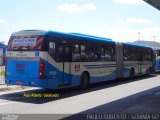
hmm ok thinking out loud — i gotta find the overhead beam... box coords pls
[143,0,160,11]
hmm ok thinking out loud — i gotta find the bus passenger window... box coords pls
[58,46,63,54]
[92,46,101,61]
[123,47,131,61]
[148,49,153,61]
[65,47,70,54]
[104,50,112,61]
[54,46,63,62]
[58,46,63,55]
[81,45,88,61]
[102,46,112,61]
[142,49,147,61]
[112,47,116,61]
[130,48,136,61]
[49,42,56,58]
[87,45,94,61]
[49,42,55,49]
[73,44,80,61]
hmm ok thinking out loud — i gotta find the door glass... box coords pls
[58,46,63,61]
[64,46,70,62]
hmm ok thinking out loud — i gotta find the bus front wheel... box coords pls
[80,72,89,89]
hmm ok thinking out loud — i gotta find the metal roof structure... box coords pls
[143,0,160,11]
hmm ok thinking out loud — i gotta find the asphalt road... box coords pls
[0,75,160,120]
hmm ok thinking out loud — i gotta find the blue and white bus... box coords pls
[0,43,7,66]
[154,49,160,72]
[5,30,154,89]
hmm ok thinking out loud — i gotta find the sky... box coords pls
[0,0,160,44]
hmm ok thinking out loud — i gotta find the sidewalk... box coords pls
[0,77,32,93]
[0,84,27,93]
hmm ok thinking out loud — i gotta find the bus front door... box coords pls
[58,41,71,86]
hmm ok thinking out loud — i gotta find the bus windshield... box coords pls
[7,36,45,51]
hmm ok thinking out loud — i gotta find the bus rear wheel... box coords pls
[80,72,89,89]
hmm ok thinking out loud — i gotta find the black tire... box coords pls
[80,72,89,89]
[130,69,134,80]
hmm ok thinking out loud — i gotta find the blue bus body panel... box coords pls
[123,68,130,78]
[6,58,39,78]
[155,57,159,71]
[0,43,7,65]
[89,71,117,84]
[5,58,57,89]
[154,48,160,72]
[5,58,81,89]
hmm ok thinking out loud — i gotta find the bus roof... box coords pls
[70,33,113,41]
[11,30,115,44]
[123,42,151,49]
[11,30,48,36]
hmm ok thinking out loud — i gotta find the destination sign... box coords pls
[12,38,37,47]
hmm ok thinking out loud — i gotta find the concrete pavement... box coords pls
[0,75,160,119]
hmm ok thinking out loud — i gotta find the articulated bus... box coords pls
[154,49,160,72]
[5,30,154,89]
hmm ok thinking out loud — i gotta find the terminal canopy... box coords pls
[144,0,160,11]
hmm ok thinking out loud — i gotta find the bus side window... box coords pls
[130,48,136,61]
[103,45,112,61]
[112,45,116,61]
[148,49,153,61]
[142,49,147,61]
[123,47,126,61]
[80,45,88,61]
[124,47,131,61]
[135,49,139,61]
[86,44,94,61]
[73,44,80,61]
[49,42,56,59]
